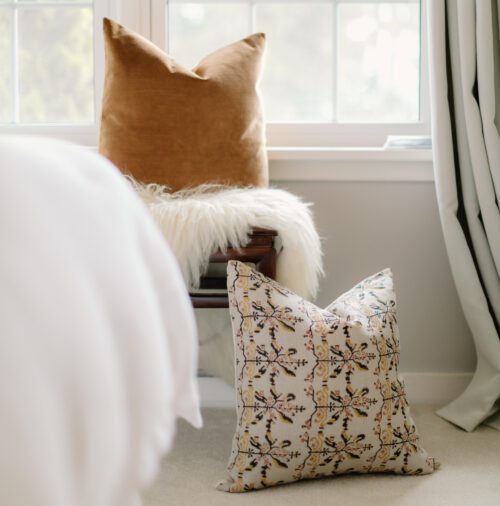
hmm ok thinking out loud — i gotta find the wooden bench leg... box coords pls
[256,247,276,280]
[190,228,277,308]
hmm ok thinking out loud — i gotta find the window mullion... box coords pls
[419,0,430,123]
[249,0,256,33]
[12,5,19,123]
[165,0,171,52]
[331,0,337,123]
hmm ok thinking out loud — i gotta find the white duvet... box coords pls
[0,137,201,506]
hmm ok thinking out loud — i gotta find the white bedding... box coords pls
[0,137,201,506]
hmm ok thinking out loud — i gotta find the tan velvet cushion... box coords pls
[99,18,268,192]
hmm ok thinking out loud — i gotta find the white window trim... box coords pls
[154,0,431,149]
[0,0,432,166]
[268,147,433,182]
[0,0,115,145]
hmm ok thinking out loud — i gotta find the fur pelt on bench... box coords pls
[131,181,324,384]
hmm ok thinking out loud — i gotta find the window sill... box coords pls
[14,140,434,183]
[268,147,434,183]
[268,147,432,162]
[84,144,433,183]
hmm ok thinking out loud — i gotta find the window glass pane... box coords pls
[0,8,12,122]
[18,6,94,123]
[167,2,248,69]
[255,2,333,122]
[337,2,420,122]
[167,1,334,123]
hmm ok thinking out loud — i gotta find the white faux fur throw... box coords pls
[131,182,324,385]
[132,182,323,300]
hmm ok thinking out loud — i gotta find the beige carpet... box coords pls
[143,406,500,506]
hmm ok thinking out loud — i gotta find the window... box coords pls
[0,0,96,124]
[166,0,421,124]
[0,0,429,148]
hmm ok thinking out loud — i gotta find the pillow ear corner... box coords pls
[382,267,393,278]
[245,32,267,50]
[102,17,117,36]
[381,268,395,290]
[227,259,238,272]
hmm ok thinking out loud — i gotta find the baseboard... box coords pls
[198,372,473,408]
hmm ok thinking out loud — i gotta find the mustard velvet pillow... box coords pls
[99,18,268,192]
[218,261,438,492]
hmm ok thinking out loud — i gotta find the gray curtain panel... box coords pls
[428,0,500,431]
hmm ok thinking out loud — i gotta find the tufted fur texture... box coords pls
[132,182,323,299]
[131,181,324,384]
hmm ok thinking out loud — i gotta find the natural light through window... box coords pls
[167,0,421,123]
[0,0,423,143]
[0,0,94,125]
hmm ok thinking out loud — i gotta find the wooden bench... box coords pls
[189,228,278,308]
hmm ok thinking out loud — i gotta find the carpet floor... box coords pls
[143,406,500,506]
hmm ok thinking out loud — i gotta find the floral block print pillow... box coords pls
[217,261,438,492]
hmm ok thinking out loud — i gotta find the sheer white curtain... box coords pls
[428,0,500,431]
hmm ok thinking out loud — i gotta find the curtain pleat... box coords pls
[469,1,500,319]
[428,0,500,431]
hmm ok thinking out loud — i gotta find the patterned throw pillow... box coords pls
[217,261,438,492]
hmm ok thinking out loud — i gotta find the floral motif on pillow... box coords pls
[217,261,438,492]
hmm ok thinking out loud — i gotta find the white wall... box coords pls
[273,177,476,375]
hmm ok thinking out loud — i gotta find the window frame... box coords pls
[0,0,430,149]
[0,0,115,144]
[154,0,430,148]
